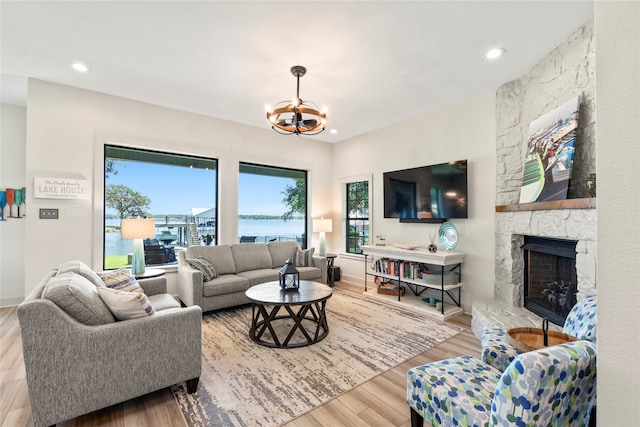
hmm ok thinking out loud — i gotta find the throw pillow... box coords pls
[97,287,155,320]
[186,256,218,281]
[43,272,115,325]
[98,269,144,293]
[294,247,315,267]
[57,260,106,288]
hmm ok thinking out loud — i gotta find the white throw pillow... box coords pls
[97,287,155,320]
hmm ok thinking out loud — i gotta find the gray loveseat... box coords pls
[17,263,201,427]
[178,241,327,312]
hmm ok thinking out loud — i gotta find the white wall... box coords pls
[0,104,27,306]
[331,92,496,314]
[24,79,333,296]
[594,1,640,423]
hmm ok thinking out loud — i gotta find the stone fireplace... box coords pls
[471,207,596,338]
[471,20,597,340]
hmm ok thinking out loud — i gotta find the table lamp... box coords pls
[313,217,332,257]
[121,218,155,274]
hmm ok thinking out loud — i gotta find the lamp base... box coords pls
[131,238,146,275]
[319,232,326,257]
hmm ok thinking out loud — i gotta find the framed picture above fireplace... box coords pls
[519,96,580,204]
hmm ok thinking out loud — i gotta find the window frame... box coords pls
[341,174,372,255]
[238,162,308,247]
[103,144,218,270]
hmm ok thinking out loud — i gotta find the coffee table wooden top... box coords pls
[246,280,332,305]
[507,327,578,352]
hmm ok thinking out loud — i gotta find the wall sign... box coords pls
[34,177,90,200]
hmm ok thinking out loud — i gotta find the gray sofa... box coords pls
[17,264,202,427]
[178,241,327,312]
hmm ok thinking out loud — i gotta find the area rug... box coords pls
[172,290,463,427]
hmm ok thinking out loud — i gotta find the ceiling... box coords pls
[0,1,593,143]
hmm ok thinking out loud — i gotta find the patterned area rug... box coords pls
[172,290,463,426]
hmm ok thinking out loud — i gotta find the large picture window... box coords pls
[104,145,218,269]
[345,180,369,254]
[238,162,307,246]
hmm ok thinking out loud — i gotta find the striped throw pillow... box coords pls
[187,256,218,281]
[98,269,144,293]
[294,247,315,267]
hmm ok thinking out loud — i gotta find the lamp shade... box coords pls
[121,218,155,239]
[313,218,332,233]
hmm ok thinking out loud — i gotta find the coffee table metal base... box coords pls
[249,300,329,348]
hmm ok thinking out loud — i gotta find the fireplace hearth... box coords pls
[523,236,578,326]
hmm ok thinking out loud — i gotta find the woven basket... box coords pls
[421,271,459,286]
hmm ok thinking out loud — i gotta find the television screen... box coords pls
[383,160,468,219]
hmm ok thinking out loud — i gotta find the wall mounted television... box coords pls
[383,159,468,222]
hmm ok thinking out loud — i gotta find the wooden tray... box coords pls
[507,327,578,352]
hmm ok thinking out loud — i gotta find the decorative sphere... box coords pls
[428,244,437,253]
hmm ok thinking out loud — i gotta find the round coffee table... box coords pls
[245,280,333,348]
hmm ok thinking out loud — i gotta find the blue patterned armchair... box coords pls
[407,340,597,427]
[482,295,597,371]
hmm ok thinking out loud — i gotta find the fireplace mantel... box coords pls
[495,197,596,213]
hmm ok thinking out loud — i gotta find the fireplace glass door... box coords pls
[523,236,577,326]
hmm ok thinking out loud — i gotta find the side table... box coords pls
[132,268,166,279]
[325,253,337,286]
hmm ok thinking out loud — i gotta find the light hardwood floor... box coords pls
[0,281,480,427]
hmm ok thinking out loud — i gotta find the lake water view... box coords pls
[105,218,305,256]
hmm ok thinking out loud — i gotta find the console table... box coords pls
[361,245,464,320]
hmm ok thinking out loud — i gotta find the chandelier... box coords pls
[266,65,327,136]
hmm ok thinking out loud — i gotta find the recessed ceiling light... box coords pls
[486,48,505,60]
[330,129,337,134]
[71,62,90,72]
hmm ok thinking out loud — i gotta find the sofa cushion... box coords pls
[186,245,236,275]
[267,241,299,268]
[43,273,115,325]
[98,269,144,293]
[148,293,181,311]
[186,256,218,281]
[294,247,315,267]
[295,266,323,281]
[57,260,105,288]
[203,275,250,297]
[237,269,280,286]
[97,287,155,320]
[231,243,273,273]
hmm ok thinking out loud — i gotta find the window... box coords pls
[104,145,218,269]
[345,180,370,254]
[238,163,307,246]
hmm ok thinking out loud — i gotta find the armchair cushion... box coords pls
[97,287,155,320]
[186,256,218,281]
[42,272,115,325]
[57,260,106,288]
[98,269,144,293]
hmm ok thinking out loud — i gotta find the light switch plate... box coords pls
[39,208,59,219]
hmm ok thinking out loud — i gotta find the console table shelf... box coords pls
[361,245,465,321]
